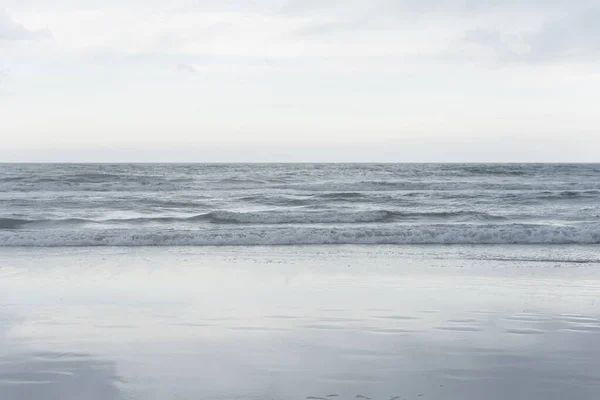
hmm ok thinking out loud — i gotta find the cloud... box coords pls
[2,0,600,161]
[8,1,598,67]
[527,6,600,61]
[0,8,52,42]
[462,4,600,63]
[276,0,600,65]
[176,63,198,74]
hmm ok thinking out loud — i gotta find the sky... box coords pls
[1,0,599,162]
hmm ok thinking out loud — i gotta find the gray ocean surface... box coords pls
[1,163,600,246]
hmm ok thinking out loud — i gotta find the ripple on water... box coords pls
[338,348,399,361]
[267,315,303,320]
[317,317,362,323]
[446,318,478,323]
[169,322,214,327]
[436,326,483,332]
[505,328,545,335]
[504,315,551,323]
[561,325,600,333]
[375,315,418,321]
[32,352,90,360]
[93,324,136,329]
[229,326,287,332]
[558,316,600,324]
[0,378,55,386]
[360,327,417,334]
[322,374,382,384]
[303,324,348,331]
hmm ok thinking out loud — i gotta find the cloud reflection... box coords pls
[0,340,121,400]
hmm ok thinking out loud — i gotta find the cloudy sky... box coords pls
[1,0,599,162]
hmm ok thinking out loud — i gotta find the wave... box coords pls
[0,217,101,229]
[276,182,600,192]
[1,224,599,246]
[5,179,600,194]
[0,210,509,229]
[456,165,529,176]
[0,218,30,229]
[312,192,367,201]
[534,190,600,200]
[0,212,391,228]
[236,195,312,207]
[212,178,272,185]
[0,216,206,229]
[204,210,394,224]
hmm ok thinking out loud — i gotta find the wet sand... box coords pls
[1,245,599,400]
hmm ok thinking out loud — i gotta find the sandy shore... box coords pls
[1,245,599,400]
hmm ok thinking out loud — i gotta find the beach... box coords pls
[1,163,599,398]
[1,245,599,400]
[5,0,600,396]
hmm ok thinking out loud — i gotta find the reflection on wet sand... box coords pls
[0,246,599,400]
[0,351,121,400]
[1,322,600,400]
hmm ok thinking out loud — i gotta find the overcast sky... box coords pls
[1,0,599,162]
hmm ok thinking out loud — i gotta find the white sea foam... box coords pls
[0,210,510,229]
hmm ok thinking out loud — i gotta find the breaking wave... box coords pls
[0,210,509,229]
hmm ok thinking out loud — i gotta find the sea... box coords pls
[1,163,600,246]
[1,163,600,400]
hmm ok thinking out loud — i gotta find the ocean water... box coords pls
[1,163,600,246]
